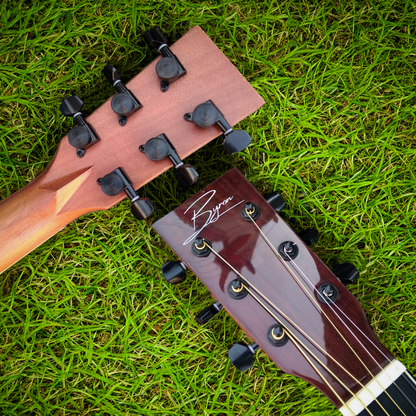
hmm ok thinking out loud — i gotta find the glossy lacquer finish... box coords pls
[153,169,394,408]
[0,26,264,273]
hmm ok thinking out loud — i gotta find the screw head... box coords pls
[76,148,86,158]
[160,80,170,92]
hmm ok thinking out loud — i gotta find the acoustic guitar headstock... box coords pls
[41,26,264,218]
[153,168,405,413]
[0,26,264,274]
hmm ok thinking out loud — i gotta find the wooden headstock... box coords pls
[153,169,416,414]
[0,26,264,273]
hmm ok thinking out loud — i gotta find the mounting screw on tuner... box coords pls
[228,342,260,372]
[161,260,187,284]
[264,191,285,213]
[98,167,154,220]
[144,27,186,92]
[196,301,223,325]
[103,63,142,126]
[60,95,100,157]
[333,263,360,286]
[184,100,252,154]
[139,134,199,187]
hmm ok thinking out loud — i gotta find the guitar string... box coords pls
[246,212,408,415]
[287,255,416,413]
[284,335,356,416]
[246,286,374,416]
[202,243,374,416]
[248,210,414,412]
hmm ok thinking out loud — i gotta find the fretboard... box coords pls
[340,360,416,416]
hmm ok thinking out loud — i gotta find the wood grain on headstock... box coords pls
[0,26,264,273]
[153,168,394,409]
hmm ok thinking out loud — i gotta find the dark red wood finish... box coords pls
[153,168,394,408]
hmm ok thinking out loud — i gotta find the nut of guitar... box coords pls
[153,168,416,414]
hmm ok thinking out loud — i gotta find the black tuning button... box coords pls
[145,27,186,92]
[103,63,142,126]
[196,301,223,325]
[228,342,260,372]
[298,228,319,246]
[184,100,251,154]
[139,134,199,187]
[333,263,360,286]
[60,95,100,157]
[264,191,285,213]
[98,168,154,220]
[161,260,187,284]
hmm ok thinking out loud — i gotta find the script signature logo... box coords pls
[183,189,245,245]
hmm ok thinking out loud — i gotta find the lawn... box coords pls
[1,0,416,415]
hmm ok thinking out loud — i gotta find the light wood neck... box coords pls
[0,26,264,274]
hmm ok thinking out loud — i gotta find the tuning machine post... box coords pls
[60,95,100,157]
[139,134,199,187]
[103,63,142,126]
[97,168,154,220]
[184,100,251,154]
[144,27,186,92]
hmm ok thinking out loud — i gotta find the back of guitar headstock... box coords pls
[0,26,264,273]
[153,168,400,412]
[43,26,265,214]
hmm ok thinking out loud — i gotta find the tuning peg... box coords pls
[264,191,285,213]
[298,228,319,246]
[228,342,260,372]
[139,134,199,187]
[196,301,223,325]
[60,95,100,157]
[98,168,154,220]
[333,263,360,286]
[144,27,186,92]
[161,260,187,284]
[102,63,142,126]
[184,100,251,154]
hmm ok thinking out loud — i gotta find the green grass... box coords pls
[1,0,416,414]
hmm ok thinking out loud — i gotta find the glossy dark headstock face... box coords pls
[153,168,394,409]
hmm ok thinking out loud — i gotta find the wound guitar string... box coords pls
[244,210,415,414]
[245,286,375,416]
[203,243,373,416]
[286,255,416,414]
[244,210,414,414]
[193,213,411,415]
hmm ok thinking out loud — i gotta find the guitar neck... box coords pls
[0,26,265,274]
[0,165,95,273]
[343,365,416,415]
[153,168,416,416]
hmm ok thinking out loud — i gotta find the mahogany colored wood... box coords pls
[0,26,264,273]
[153,168,394,409]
